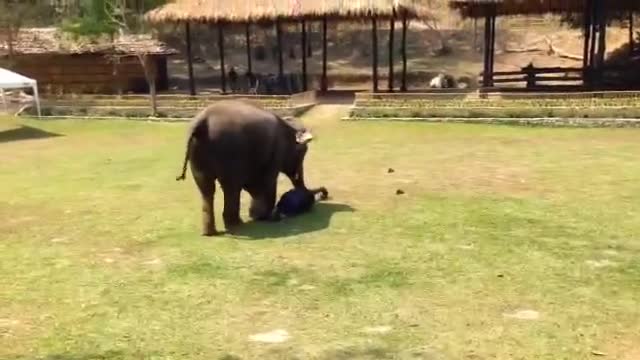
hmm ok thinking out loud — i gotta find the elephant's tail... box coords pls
[176,133,194,181]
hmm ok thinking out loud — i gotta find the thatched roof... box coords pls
[450,0,640,19]
[0,28,178,56]
[145,0,428,24]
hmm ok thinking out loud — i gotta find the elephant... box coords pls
[175,99,314,236]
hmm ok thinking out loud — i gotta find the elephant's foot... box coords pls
[202,229,221,237]
[202,222,220,237]
[223,216,244,233]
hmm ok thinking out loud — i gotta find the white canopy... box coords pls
[0,67,41,117]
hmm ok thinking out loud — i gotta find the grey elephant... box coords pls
[175,99,314,236]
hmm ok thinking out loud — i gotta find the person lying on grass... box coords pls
[273,186,329,220]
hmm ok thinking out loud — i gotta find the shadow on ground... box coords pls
[232,202,355,240]
[0,125,62,143]
[7,350,127,360]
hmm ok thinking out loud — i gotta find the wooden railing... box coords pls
[480,66,584,88]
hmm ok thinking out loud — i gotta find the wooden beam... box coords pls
[276,19,284,82]
[372,17,379,92]
[401,11,408,92]
[321,16,328,92]
[301,19,308,91]
[245,22,252,75]
[217,22,226,93]
[388,17,395,92]
[185,22,196,96]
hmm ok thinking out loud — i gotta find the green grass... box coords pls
[1,107,640,360]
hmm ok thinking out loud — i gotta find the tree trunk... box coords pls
[149,77,157,117]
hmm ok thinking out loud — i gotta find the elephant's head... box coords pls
[280,116,313,189]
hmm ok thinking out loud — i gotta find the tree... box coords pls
[0,1,55,64]
[59,0,169,116]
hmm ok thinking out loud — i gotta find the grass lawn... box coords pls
[1,107,640,360]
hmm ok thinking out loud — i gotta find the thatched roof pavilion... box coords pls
[145,0,425,24]
[450,0,640,19]
[449,0,639,90]
[145,0,428,95]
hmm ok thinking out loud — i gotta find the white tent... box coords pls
[0,67,41,117]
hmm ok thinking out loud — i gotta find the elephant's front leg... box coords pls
[248,177,278,221]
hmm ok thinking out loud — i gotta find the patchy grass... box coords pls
[1,108,640,360]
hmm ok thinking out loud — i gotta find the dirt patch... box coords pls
[503,309,540,320]
[248,329,290,344]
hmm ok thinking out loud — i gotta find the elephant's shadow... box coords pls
[231,202,355,240]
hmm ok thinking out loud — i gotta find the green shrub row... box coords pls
[349,106,640,119]
[354,98,640,108]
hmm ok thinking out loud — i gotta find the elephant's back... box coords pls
[191,100,281,175]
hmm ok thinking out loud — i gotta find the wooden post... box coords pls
[321,16,328,92]
[582,0,592,70]
[388,17,395,92]
[245,22,252,75]
[482,14,491,87]
[372,17,379,92]
[185,22,196,96]
[217,22,226,93]
[301,19,308,91]
[276,19,284,82]
[401,10,408,92]
[589,5,598,69]
[595,0,607,71]
[489,13,496,86]
[629,11,634,57]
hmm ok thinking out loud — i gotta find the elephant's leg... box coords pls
[247,176,277,221]
[192,170,218,236]
[221,184,243,231]
[262,177,278,221]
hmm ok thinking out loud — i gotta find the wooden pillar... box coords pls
[371,17,379,92]
[245,22,252,74]
[185,22,196,96]
[582,0,592,70]
[401,11,408,92]
[217,22,226,93]
[321,16,328,92]
[595,0,607,71]
[276,19,284,82]
[629,11,634,57]
[482,14,492,87]
[388,17,395,92]
[589,4,598,69]
[489,12,496,85]
[301,19,308,91]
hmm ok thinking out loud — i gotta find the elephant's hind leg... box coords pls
[192,170,218,236]
[221,184,243,232]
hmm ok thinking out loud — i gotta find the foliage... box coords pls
[59,0,168,38]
